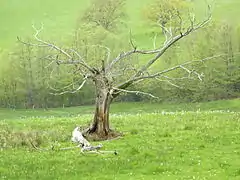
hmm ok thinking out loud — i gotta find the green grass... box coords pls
[1,0,240,49]
[0,99,239,120]
[0,0,88,47]
[0,100,240,179]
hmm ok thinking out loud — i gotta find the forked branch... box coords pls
[112,87,159,99]
[116,54,227,90]
[108,5,212,75]
[18,24,95,74]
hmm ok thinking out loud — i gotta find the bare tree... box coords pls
[18,5,222,139]
[81,0,126,31]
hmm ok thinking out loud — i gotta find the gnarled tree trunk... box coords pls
[89,90,112,136]
[87,74,114,138]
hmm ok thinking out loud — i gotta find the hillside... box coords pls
[1,0,240,49]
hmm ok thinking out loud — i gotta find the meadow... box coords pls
[1,0,240,179]
[0,100,240,180]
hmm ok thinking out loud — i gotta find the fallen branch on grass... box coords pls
[72,127,118,155]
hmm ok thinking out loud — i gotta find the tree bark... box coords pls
[88,74,113,137]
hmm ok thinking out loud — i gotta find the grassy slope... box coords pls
[0,100,240,179]
[1,0,240,48]
[0,0,88,47]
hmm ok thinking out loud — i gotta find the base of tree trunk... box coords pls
[82,127,122,141]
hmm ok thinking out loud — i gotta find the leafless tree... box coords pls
[81,0,126,31]
[18,5,224,139]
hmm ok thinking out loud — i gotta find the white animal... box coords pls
[71,127,90,147]
[71,127,117,155]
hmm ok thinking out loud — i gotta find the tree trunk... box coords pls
[87,74,113,138]
[89,90,112,136]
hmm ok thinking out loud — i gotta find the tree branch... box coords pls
[108,5,212,75]
[18,24,96,74]
[116,53,227,90]
[49,79,87,96]
[155,77,183,89]
[112,87,159,99]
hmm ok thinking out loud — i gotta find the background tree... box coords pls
[81,0,126,31]
[143,0,190,33]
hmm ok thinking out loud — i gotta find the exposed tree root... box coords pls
[82,127,122,141]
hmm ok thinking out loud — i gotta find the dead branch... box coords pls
[116,53,227,90]
[108,6,212,74]
[18,24,95,74]
[112,87,159,99]
[129,29,137,50]
[45,64,89,95]
[49,79,87,95]
[32,24,72,59]
[155,77,183,89]
[153,33,158,49]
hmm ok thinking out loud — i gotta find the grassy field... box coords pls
[1,0,240,179]
[0,100,240,179]
[1,0,240,48]
[0,99,239,120]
